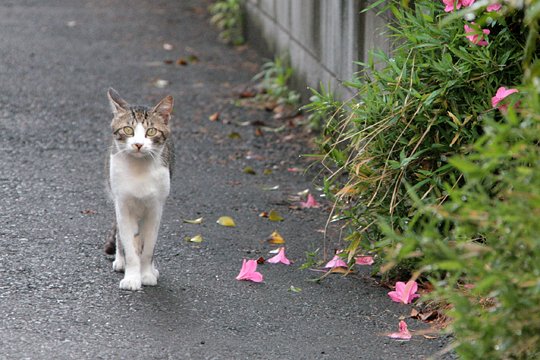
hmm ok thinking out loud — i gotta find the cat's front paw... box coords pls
[141,268,159,286]
[112,258,125,272]
[119,276,142,291]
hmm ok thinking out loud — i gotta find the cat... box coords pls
[104,88,174,291]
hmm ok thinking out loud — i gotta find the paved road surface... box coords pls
[0,1,451,358]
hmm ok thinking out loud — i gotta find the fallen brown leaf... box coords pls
[239,90,256,98]
[208,112,220,122]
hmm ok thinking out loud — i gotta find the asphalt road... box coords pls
[0,1,451,359]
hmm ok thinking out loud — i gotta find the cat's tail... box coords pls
[104,222,116,255]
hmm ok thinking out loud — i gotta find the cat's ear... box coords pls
[152,96,174,125]
[107,88,129,115]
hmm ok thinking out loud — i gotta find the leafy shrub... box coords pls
[387,77,540,359]
[307,0,526,270]
[209,0,245,45]
[309,0,540,358]
[253,56,300,106]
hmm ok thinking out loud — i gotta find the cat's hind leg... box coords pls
[112,229,125,273]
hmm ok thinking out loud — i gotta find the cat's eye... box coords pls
[146,128,158,137]
[123,126,134,136]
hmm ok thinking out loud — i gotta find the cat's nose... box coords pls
[133,143,143,151]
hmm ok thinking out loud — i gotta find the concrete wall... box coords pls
[244,0,391,100]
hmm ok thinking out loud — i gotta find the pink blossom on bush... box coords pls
[492,87,519,111]
[443,0,461,12]
[443,0,475,12]
[464,23,490,46]
[487,3,502,11]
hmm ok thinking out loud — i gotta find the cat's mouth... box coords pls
[129,149,149,158]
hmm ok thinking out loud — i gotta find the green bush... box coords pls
[253,56,300,106]
[306,0,526,270]
[209,0,245,45]
[387,77,540,359]
[308,0,540,358]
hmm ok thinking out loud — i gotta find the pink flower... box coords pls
[355,256,374,265]
[236,259,264,282]
[487,3,502,11]
[388,320,412,340]
[443,0,461,12]
[267,247,291,265]
[388,280,420,304]
[324,254,348,268]
[300,194,320,208]
[443,0,475,12]
[491,86,519,111]
[464,23,490,46]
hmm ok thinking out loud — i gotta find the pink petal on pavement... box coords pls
[387,290,403,303]
[388,281,420,304]
[267,247,292,265]
[388,320,412,340]
[324,255,348,268]
[236,259,264,282]
[355,256,374,265]
[403,280,421,303]
[299,194,320,208]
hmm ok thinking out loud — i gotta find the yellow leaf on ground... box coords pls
[267,231,285,244]
[217,216,236,227]
[268,210,284,222]
[186,234,203,243]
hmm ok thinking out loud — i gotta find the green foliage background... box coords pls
[307,0,540,358]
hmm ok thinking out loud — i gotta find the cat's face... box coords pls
[107,88,173,158]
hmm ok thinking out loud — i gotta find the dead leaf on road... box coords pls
[268,210,284,222]
[185,234,203,243]
[183,217,204,224]
[209,112,220,122]
[217,216,236,227]
[267,231,285,244]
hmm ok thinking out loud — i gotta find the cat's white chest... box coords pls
[110,154,170,201]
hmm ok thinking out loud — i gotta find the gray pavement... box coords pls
[0,1,451,359]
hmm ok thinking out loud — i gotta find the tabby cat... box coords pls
[104,88,174,291]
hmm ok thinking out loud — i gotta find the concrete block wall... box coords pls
[244,0,391,100]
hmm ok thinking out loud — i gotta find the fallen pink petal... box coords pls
[388,320,412,340]
[464,23,490,46]
[267,247,292,265]
[324,254,348,268]
[355,256,374,265]
[387,280,420,304]
[492,86,519,110]
[236,259,264,282]
[300,194,321,208]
